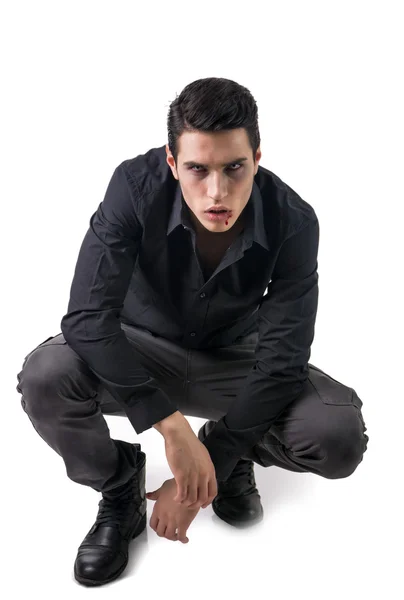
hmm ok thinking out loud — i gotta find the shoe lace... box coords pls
[96,481,137,530]
[219,459,257,497]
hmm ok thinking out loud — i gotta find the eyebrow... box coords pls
[183,157,249,168]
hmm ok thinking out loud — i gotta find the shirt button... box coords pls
[190,332,196,337]
[199,292,206,298]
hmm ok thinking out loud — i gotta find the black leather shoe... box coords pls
[198,420,264,528]
[74,442,147,586]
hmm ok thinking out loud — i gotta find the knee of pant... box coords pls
[321,442,365,479]
[319,411,368,479]
[17,349,69,420]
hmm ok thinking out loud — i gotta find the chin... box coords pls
[203,221,230,232]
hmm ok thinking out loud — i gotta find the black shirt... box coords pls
[60,144,320,482]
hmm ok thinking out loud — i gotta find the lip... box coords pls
[205,205,231,212]
[204,210,232,223]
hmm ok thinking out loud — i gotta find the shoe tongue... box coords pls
[91,522,125,543]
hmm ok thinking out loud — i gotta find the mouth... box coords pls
[204,208,233,223]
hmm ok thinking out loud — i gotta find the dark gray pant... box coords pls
[16,323,369,493]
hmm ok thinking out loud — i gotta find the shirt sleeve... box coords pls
[201,216,320,482]
[60,163,178,433]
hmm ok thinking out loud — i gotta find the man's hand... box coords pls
[163,429,218,510]
[146,478,201,543]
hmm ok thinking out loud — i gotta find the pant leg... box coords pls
[187,333,369,479]
[15,326,187,493]
[252,370,369,479]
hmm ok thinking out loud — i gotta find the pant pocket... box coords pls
[27,333,67,355]
[308,363,362,409]
[308,364,369,448]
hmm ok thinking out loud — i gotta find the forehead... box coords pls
[177,128,251,164]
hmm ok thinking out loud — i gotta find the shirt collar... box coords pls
[167,179,269,251]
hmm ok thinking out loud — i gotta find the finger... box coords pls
[176,523,189,544]
[188,475,209,509]
[198,477,217,509]
[174,477,188,503]
[208,475,218,501]
[164,524,179,542]
[149,513,159,534]
[175,483,189,504]
[156,519,167,538]
[183,474,198,506]
[188,475,212,509]
[200,475,210,507]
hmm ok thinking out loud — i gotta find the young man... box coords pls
[16,77,369,586]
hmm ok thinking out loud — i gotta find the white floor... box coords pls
[5,398,399,599]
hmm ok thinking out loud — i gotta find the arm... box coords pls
[201,216,320,482]
[60,163,178,433]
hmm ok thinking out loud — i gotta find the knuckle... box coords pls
[188,489,197,502]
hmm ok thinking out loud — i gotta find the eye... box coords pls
[189,163,242,173]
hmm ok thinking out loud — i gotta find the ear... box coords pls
[166,144,179,180]
[254,146,262,175]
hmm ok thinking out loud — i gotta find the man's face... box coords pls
[166,128,261,235]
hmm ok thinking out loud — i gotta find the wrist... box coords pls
[153,410,191,438]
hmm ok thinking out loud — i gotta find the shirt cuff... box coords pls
[121,386,179,434]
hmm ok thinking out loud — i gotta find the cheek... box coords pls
[185,181,205,203]
[182,175,200,193]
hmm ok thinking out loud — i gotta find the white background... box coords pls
[2,0,403,597]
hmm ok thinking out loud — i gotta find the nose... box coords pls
[207,173,228,201]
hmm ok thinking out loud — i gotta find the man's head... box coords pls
[166,77,262,235]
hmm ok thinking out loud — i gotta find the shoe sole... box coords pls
[74,511,147,587]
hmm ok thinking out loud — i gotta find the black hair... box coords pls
[167,77,260,164]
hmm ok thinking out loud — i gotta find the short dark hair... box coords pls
[167,77,260,164]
